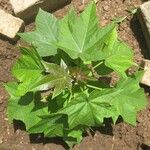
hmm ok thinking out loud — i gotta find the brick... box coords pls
[9,0,71,21]
[138,1,150,53]
[141,59,150,86]
[0,9,25,40]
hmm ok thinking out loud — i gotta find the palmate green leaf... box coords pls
[19,9,58,56]
[12,47,45,96]
[90,71,147,125]
[102,28,134,78]
[28,114,66,137]
[12,47,44,81]
[57,2,115,62]
[111,71,147,124]
[5,82,49,130]
[59,72,147,129]
[59,90,114,129]
[31,62,72,98]
[29,114,83,147]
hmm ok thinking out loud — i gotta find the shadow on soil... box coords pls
[24,0,72,25]
[91,118,114,136]
[141,144,150,150]
[0,34,18,45]
[13,120,69,149]
[140,83,150,94]
[130,14,150,59]
[13,118,117,149]
[13,112,150,149]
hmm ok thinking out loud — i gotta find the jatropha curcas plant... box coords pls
[5,2,147,148]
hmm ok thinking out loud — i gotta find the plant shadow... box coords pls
[29,134,69,149]
[91,117,123,137]
[91,118,113,136]
[13,117,120,149]
[140,83,150,94]
[13,120,69,149]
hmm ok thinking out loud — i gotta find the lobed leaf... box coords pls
[31,62,72,98]
[19,9,58,56]
[102,28,134,78]
[57,3,115,62]
[91,72,147,125]
[59,90,114,129]
[5,82,49,130]
[28,114,66,137]
[12,47,45,96]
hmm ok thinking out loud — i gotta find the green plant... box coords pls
[5,2,147,148]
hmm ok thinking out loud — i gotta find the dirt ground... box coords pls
[0,0,150,150]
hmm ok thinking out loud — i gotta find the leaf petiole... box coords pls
[93,61,103,69]
[86,84,102,90]
[68,92,73,103]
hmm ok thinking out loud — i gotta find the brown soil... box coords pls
[0,0,150,150]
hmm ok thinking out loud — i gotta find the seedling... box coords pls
[5,2,147,148]
[112,7,138,24]
[112,16,127,23]
[127,7,137,15]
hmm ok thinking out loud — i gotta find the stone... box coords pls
[141,59,150,86]
[138,1,150,53]
[0,137,3,144]
[0,9,25,40]
[9,0,71,21]
[102,6,109,11]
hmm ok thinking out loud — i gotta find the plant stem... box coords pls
[87,84,102,90]
[93,61,103,69]
[68,92,72,103]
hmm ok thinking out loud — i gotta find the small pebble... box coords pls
[0,137,3,144]
[102,5,109,11]
[78,5,85,13]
